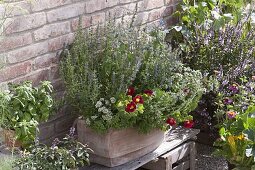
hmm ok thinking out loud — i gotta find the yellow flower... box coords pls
[233,134,245,140]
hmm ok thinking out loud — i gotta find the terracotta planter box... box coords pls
[77,119,165,167]
[2,129,22,148]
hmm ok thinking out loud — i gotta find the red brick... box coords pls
[46,2,85,23]
[31,0,72,12]
[0,61,32,82]
[48,33,74,52]
[49,65,60,80]
[138,0,165,11]
[7,42,48,64]
[165,0,179,6]
[85,0,107,13]
[0,1,31,17]
[163,6,173,17]
[106,3,137,18]
[91,12,106,25]
[0,32,33,53]
[33,53,58,70]
[4,12,46,34]
[71,16,91,31]
[34,21,71,41]
[148,8,165,22]
[12,69,50,86]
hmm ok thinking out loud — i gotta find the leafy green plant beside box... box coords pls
[0,81,53,147]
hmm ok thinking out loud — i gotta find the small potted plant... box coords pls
[60,21,204,167]
[214,77,255,169]
[15,127,92,170]
[0,81,53,148]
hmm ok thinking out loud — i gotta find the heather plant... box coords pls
[60,20,204,133]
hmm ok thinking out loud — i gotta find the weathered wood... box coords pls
[77,120,165,167]
[142,142,192,170]
[79,127,200,170]
[172,160,190,170]
[189,142,196,170]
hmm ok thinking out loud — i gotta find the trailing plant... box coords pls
[15,127,91,170]
[60,20,204,133]
[0,81,53,146]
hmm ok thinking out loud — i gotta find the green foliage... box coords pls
[60,20,204,133]
[60,21,144,117]
[213,105,255,168]
[213,77,255,168]
[0,81,53,146]
[170,0,255,76]
[15,128,91,170]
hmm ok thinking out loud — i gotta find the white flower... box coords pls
[98,106,106,112]
[85,118,91,125]
[91,115,98,120]
[102,114,112,121]
[102,108,109,114]
[110,97,116,103]
[99,98,105,102]
[105,100,110,105]
[95,101,103,108]
[98,107,104,112]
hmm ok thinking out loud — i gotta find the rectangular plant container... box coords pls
[77,119,165,167]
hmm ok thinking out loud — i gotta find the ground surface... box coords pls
[196,143,228,170]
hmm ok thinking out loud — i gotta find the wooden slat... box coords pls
[160,142,190,163]
[189,142,196,170]
[80,128,200,170]
[142,142,192,170]
[172,160,190,170]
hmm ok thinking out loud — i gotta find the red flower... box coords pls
[127,87,135,96]
[184,120,194,128]
[125,102,137,112]
[144,89,153,96]
[166,118,176,126]
[133,95,144,104]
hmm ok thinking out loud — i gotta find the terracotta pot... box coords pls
[2,129,22,148]
[77,119,165,167]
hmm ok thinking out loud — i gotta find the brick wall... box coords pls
[0,0,179,143]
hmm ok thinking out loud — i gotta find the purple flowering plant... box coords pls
[215,76,255,129]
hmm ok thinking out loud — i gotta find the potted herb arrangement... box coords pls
[60,21,204,167]
[0,81,53,148]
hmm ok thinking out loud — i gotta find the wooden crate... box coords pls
[142,141,196,170]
